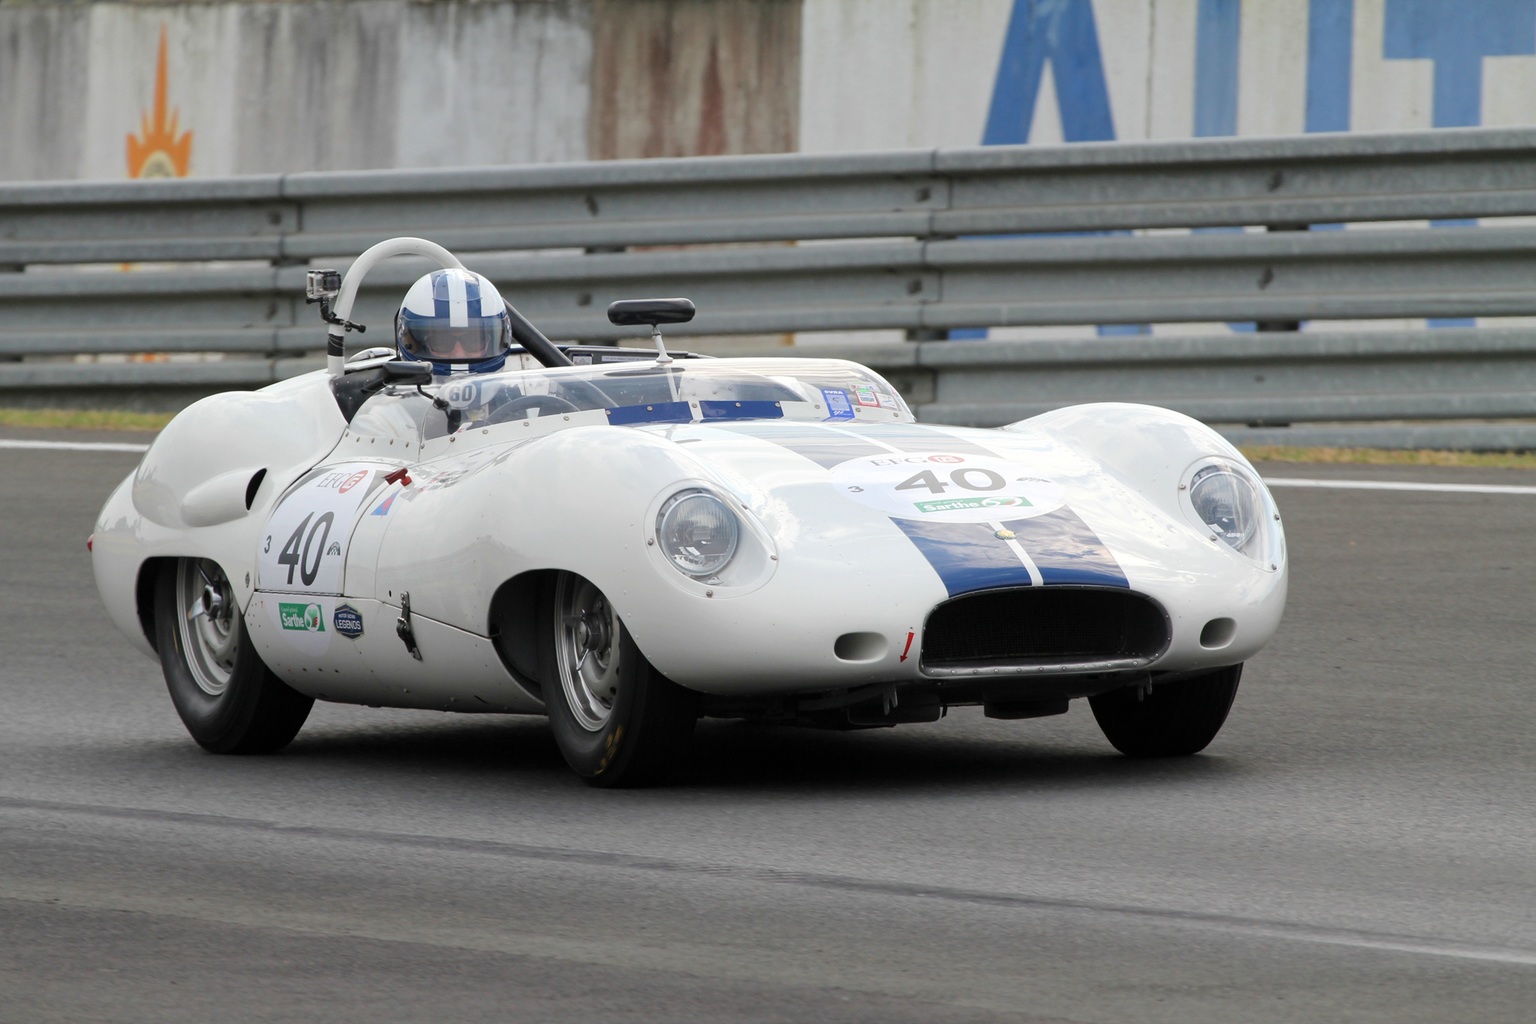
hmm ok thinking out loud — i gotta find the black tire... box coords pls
[154,558,314,754]
[1088,664,1242,757]
[540,573,698,787]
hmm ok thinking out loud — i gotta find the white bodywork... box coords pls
[93,355,1287,716]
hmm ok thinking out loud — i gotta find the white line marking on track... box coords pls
[1266,477,1536,496]
[0,439,151,453]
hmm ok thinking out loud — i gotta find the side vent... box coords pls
[245,468,267,510]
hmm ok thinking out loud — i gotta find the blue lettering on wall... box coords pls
[1306,0,1354,133]
[965,0,1141,339]
[1384,0,1534,325]
[1384,0,1536,129]
[1193,0,1253,331]
[982,0,1116,146]
[1195,0,1241,138]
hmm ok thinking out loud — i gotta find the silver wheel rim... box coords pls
[553,575,621,733]
[175,559,238,697]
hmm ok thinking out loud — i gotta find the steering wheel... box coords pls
[486,393,582,424]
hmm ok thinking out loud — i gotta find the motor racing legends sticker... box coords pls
[257,462,383,594]
[831,452,1065,523]
[333,604,364,639]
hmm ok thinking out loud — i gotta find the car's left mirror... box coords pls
[383,360,433,385]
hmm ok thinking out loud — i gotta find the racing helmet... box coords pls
[395,268,514,375]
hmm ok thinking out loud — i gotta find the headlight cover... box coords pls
[657,490,739,579]
[1181,460,1281,569]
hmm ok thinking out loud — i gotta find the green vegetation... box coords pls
[0,408,172,432]
[1240,445,1536,470]
[2,407,1534,468]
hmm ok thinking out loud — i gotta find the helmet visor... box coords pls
[398,317,512,363]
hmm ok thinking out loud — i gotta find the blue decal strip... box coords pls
[607,402,692,426]
[999,507,1128,588]
[892,519,1034,598]
[700,400,783,422]
[716,423,889,469]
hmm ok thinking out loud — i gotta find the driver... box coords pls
[395,268,514,377]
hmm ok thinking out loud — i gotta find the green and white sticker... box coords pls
[279,602,325,632]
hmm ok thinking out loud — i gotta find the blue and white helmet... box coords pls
[395,269,513,376]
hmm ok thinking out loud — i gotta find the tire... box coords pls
[541,573,698,787]
[1088,664,1242,757]
[154,558,314,754]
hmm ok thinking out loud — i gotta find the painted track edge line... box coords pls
[0,439,151,453]
[1266,476,1536,496]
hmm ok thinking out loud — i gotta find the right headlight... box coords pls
[1181,459,1280,569]
[656,490,739,579]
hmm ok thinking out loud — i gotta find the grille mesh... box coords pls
[922,588,1168,668]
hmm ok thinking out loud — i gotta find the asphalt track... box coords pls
[2,425,1533,1023]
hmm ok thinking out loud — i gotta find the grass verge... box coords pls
[2,408,1535,468]
[1241,445,1536,470]
[0,408,174,432]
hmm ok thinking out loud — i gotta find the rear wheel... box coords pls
[541,573,697,787]
[155,558,313,754]
[1088,664,1242,757]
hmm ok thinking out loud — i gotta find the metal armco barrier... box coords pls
[6,126,1536,446]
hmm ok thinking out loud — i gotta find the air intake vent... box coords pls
[922,588,1168,669]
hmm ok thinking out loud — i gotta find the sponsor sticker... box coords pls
[440,378,481,411]
[853,384,883,407]
[830,452,1065,523]
[913,495,1034,514]
[279,602,325,632]
[333,604,364,639]
[821,388,855,420]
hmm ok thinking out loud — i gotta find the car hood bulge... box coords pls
[644,419,1174,598]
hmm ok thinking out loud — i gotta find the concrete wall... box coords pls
[800,0,1536,152]
[8,1,1536,182]
[0,0,800,181]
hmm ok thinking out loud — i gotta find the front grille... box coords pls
[921,587,1168,669]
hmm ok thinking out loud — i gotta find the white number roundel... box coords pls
[831,453,1064,523]
[257,463,380,593]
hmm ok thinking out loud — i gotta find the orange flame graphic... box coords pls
[126,26,192,179]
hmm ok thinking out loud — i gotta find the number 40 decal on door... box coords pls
[257,464,381,594]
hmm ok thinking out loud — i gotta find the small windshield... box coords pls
[416,358,913,439]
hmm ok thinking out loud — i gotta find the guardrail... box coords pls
[5,126,1536,446]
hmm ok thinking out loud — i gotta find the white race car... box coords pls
[92,238,1287,786]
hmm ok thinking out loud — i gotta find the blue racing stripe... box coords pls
[892,519,1034,598]
[1000,507,1128,587]
[607,402,692,426]
[700,400,784,421]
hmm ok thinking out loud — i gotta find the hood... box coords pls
[642,418,1154,598]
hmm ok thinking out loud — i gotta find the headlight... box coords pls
[1183,461,1278,567]
[657,490,739,578]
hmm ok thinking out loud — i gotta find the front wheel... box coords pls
[541,573,698,787]
[155,558,313,754]
[1088,664,1242,757]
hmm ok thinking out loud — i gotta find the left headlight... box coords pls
[657,490,739,578]
[1182,459,1280,569]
